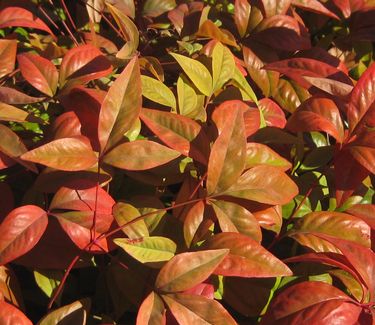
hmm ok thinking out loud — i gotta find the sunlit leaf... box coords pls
[212,42,235,92]
[141,75,176,109]
[0,300,32,325]
[155,249,229,292]
[0,39,17,79]
[136,291,166,325]
[0,206,48,265]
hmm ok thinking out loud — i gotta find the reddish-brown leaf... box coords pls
[0,87,44,104]
[98,56,141,153]
[222,165,298,205]
[162,293,237,325]
[21,136,97,171]
[155,249,229,293]
[17,53,58,97]
[287,96,345,142]
[347,62,375,134]
[103,140,181,170]
[140,108,209,164]
[234,0,251,37]
[260,0,291,17]
[137,291,166,325]
[261,281,361,325]
[207,100,247,194]
[0,300,32,325]
[346,131,375,174]
[204,233,292,277]
[0,39,17,79]
[292,0,339,19]
[59,44,112,89]
[0,205,48,265]
[184,201,205,248]
[347,204,375,230]
[0,6,54,37]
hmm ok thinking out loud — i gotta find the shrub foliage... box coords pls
[0,0,374,323]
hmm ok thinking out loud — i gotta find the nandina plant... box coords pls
[0,0,374,324]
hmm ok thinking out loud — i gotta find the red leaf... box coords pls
[51,111,82,139]
[222,166,298,205]
[137,292,166,325]
[183,201,205,248]
[252,15,311,51]
[332,0,351,18]
[59,44,112,89]
[261,281,361,325]
[204,233,292,277]
[0,301,32,325]
[346,131,375,174]
[98,56,141,153]
[140,108,209,164]
[17,53,58,97]
[347,62,375,134]
[347,204,375,230]
[0,205,48,265]
[292,0,339,19]
[234,0,251,37]
[0,6,55,38]
[260,0,291,17]
[259,98,286,128]
[265,58,352,89]
[0,86,44,104]
[21,136,97,171]
[207,100,247,194]
[0,39,17,79]
[287,96,345,142]
[243,104,261,137]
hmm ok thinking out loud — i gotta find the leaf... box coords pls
[103,140,180,170]
[0,86,44,105]
[59,44,112,89]
[155,249,229,292]
[292,0,339,19]
[0,124,37,172]
[303,76,353,97]
[140,108,208,164]
[261,0,291,17]
[260,281,361,325]
[38,299,90,325]
[347,204,375,230]
[17,53,58,97]
[0,6,54,37]
[0,39,17,79]
[0,205,48,265]
[252,15,311,51]
[114,236,176,263]
[107,3,139,56]
[183,201,205,248]
[141,75,176,109]
[212,200,262,242]
[273,79,310,113]
[170,53,212,96]
[231,66,258,103]
[177,76,199,118]
[258,98,286,128]
[222,166,298,205]
[21,136,97,171]
[0,301,32,325]
[98,56,142,153]
[136,291,166,325]
[207,100,247,194]
[212,42,235,92]
[287,96,345,142]
[143,0,176,18]
[196,20,238,48]
[34,270,62,298]
[203,233,292,277]
[245,142,292,171]
[346,131,375,174]
[234,0,251,37]
[0,103,31,123]
[288,211,371,253]
[243,46,279,98]
[162,293,237,325]
[347,62,375,134]
[243,105,261,137]
[113,202,149,239]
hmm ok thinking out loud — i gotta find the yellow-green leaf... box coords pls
[141,75,176,109]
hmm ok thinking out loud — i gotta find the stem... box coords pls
[90,163,101,241]
[38,4,65,36]
[60,0,77,32]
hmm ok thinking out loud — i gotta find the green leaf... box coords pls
[103,140,181,170]
[155,249,229,292]
[162,293,236,325]
[177,75,203,120]
[98,56,142,153]
[232,66,258,103]
[38,299,90,325]
[113,202,149,239]
[170,53,212,96]
[212,42,235,92]
[21,136,97,171]
[141,75,176,109]
[34,270,62,298]
[114,236,176,263]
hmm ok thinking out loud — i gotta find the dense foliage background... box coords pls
[0,0,374,324]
